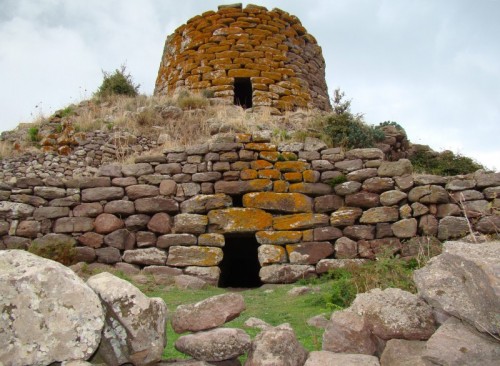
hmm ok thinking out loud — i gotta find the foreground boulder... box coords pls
[414,241,500,335]
[171,293,245,333]
[245,324,308,366]
[423,317,500,365]
[349,287,436,340]
[379,339,427,366]
[87,272,167,365]
[0,250,104,365]
[174,328,251,362]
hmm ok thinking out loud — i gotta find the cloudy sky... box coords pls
[1,0,499,169]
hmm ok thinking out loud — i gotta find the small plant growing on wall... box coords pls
[28,241,76,266]
[28,126,40,142]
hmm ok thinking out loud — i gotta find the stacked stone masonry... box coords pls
[155,4,332,111]
[1,132,499,285]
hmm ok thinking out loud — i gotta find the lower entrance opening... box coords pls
[219,235,262,288]
[234,78,253,108]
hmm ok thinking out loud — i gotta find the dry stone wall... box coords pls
[0,132,498,286]
[155,3,331,112]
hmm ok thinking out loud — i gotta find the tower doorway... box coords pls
[219,234,262,288]
[234,78,253,108]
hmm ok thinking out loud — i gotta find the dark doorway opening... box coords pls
[219,235,262,288]
[234,78,253,108]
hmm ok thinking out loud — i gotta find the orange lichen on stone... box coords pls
[256,230,302,245]
[208,208,273,233]
[273,180,288,193]
[243,192,313,213]
[166,246,223,267]
[245,143,277,152]
[259,151,280,162]
[283,172,303,182]
[275,161,311,173]
[250,159,274,170]
[258,169,281,180]
[273,213,329,230]
[303,170,320,183]
[240,169,258,180]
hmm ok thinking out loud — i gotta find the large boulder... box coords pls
[174,328,250,362]
[349,288,436,340]
[245,324,308,366]
[413,241,500,335]
[171,293,245,333]
[0,250,104,365]
[380,339,427,366]
[423,317,500,366]
[87,272,167,365]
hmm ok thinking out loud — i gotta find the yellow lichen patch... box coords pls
[273,213,329,230]
[166,246,223,267]
[301,229,314,242]
[259,151,280,162]
[243,192,313,213]
[235,133,252,143]
[258,169,281,180]
[275,161,310,172]
[303,170,320,183]
[245,143,278,152]
[247,179,273,191]
[241,169,258,180]
[283,172,302,182]
[273,180,288,193]
[255,230,302,244]
[208,208,272,233]
[250,160,274,170]
[258,245,287,265]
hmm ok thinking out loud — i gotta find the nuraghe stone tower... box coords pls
[154,3,332,112]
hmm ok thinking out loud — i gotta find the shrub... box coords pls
[94,65,140,99]
[28,241,76,266]
[323,269,357,310]
[410,150,484,176]
[377,120,406,135]
[322,89,384,149]
[28,126,40,142]
[54,105,76,119]
[177,92,209,109]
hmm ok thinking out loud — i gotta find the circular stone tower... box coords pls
[154,3,332,112]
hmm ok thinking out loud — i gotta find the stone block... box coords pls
[242,192,313,213]
[286,242,334,264]
[208,208,272,233]
[273,213,329,230]
[167,246,223,267]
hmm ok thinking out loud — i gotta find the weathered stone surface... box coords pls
[192,172,222,182]
[243,192,313,213]
[322,310,376,355]
[343,225,375,240]
[476,215,500,234]
[184,266,220,286]
[408,185,449,204]
[423,317,500,366]
[414,241,500,335]
[401,236,442,258]
[94,213,124,234]
[350,288,436,340]
[273,213,329,230]
[305,351,380,366]
[73,202,103,217]
[175,328,251,362]
[145,212,171,234]
[345,192,380,208]
[414,174,447,186]
[95,247,122,264]
[78,232,104,248]
[0,201,35,219]
[275,161,311,172]
[167,246,223,267]
[33,206,70,220]
[246,325,308,366]
[258,245,287,265]
[259,264,316,283]
[31,233,76,250]
[33,186,66,199]
[121,163,154,177]
[174,274,208,290]
[172,293,245,333]
[125,184,159,200]
[180,194,232,213]
[174,213,208,234]
[346,148,384,160]
[362,177,395,193]
[330,207,363,226]
[255,230,302,245]
[436,203,461,218]
[334,159,363,172]
[462,199,491,218]
[378,159,413,177]
[380,339,427,366]
[313,226,342,241]
[288,182,332,195]
[334,237,359,259]
[53,217,94,233]
[286,242,334,264]
[10,193,47,207]
[87,272,167,366]
[360,207,399,223]
[380,190,407,206]
[483,186,500,199]
[123,248,167,266]
[358,237,402,259]
[98,164,122,177]
[82,187,124,202]
[391,218,418,238]
[135,197,179,214]
[208,208,272,233]
[15,220,40,238]
[313,194,344,213]
[190,234,221,248]
[346,168,378,182]
[437,216,470,240]
[104,200,135,216]
[125,214,151,230]
[475,171,500,188]
[104,228,135,250]
[157,233,197,248]
[334,181,362,195]
[0,250,104,365]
